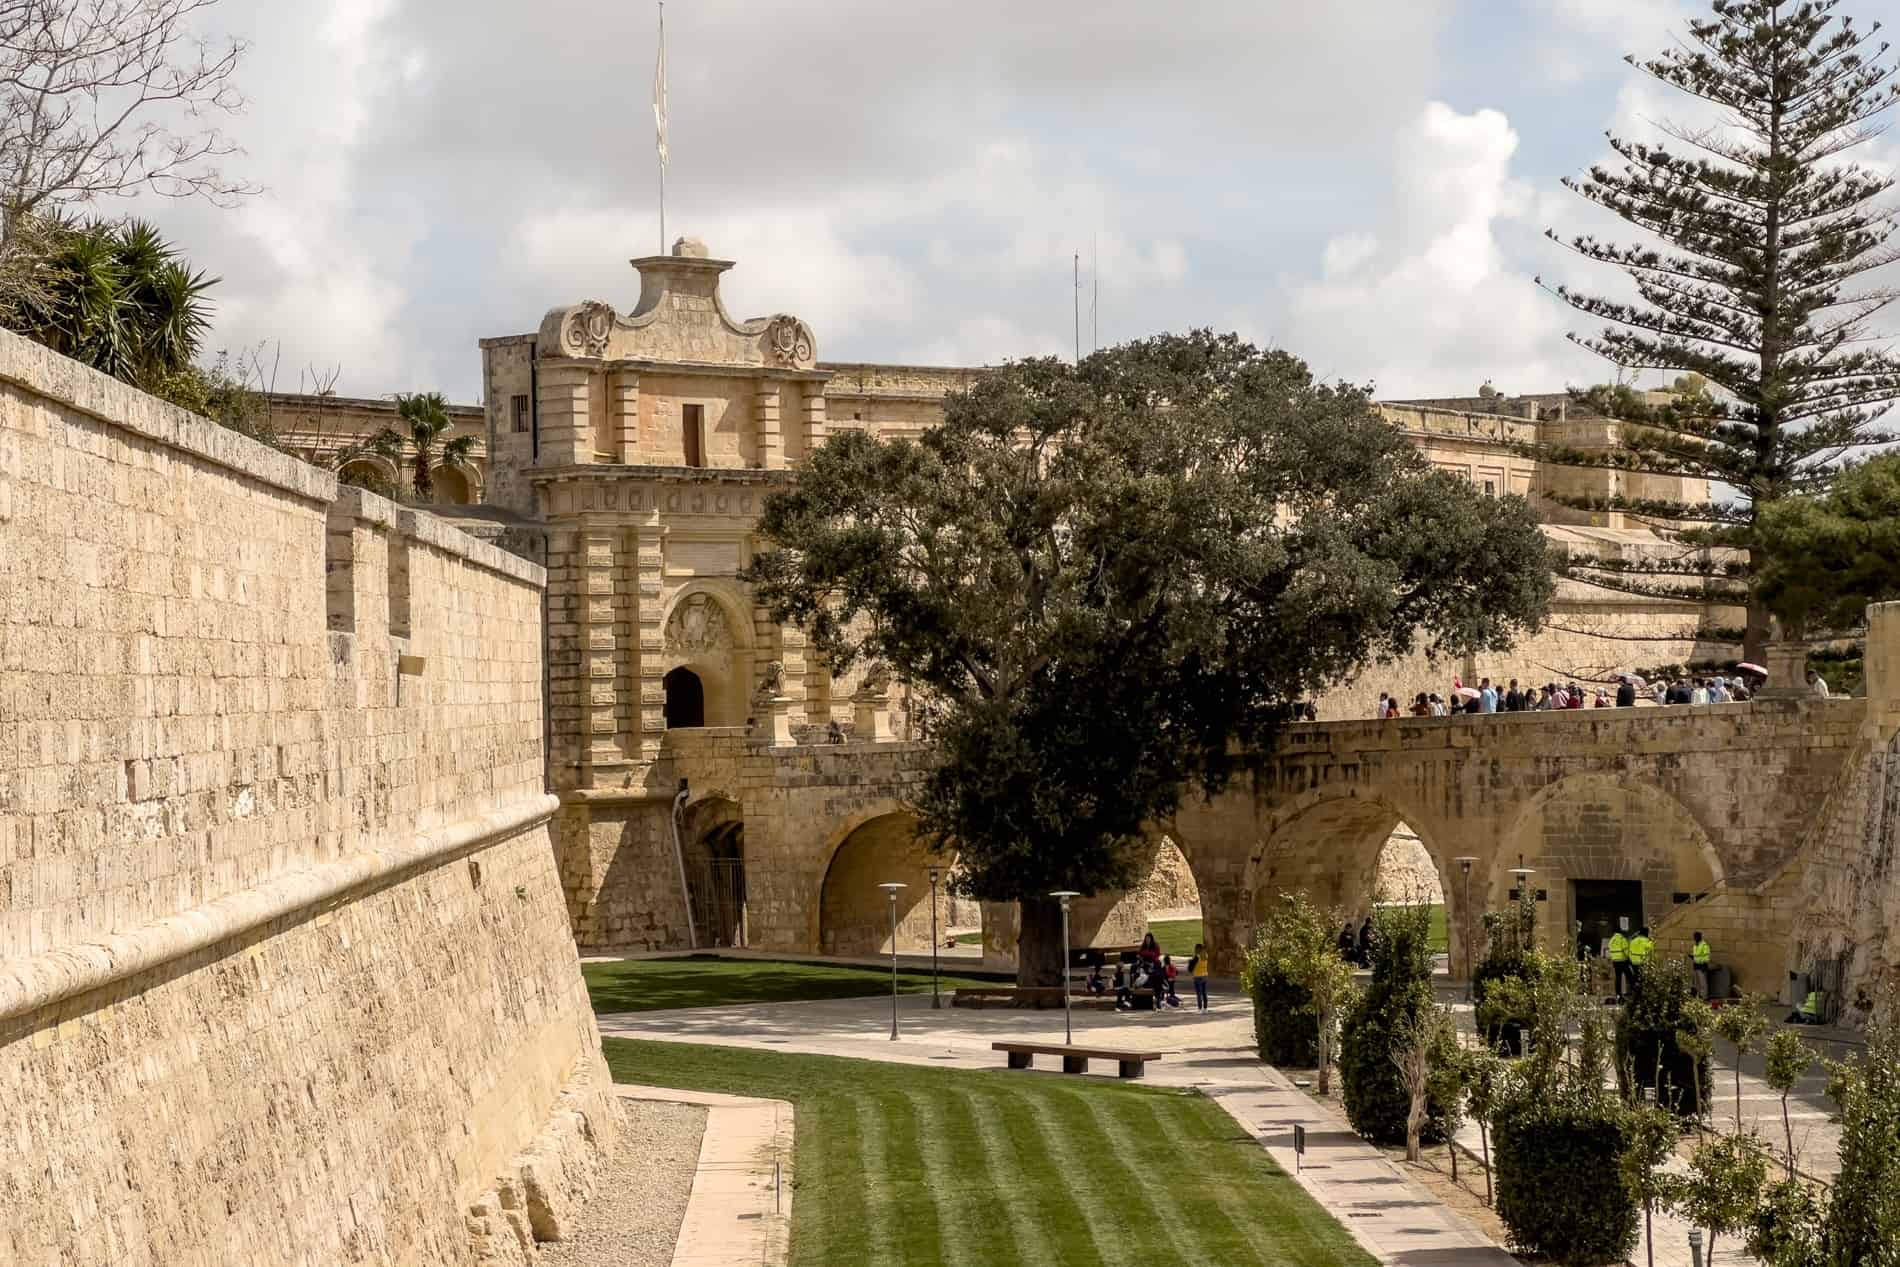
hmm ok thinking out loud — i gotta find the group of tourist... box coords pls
[1085,933,1213,1013]
[1347,669,1781,720]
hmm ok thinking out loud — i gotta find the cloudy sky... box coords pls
[110,0,1892,403]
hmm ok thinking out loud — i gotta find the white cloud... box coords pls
[1287,102,1588,397]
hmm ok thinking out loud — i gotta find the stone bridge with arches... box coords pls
[654,692,1875,992]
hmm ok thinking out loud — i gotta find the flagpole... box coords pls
[657,1,667,254]
[1073,252,1080,364]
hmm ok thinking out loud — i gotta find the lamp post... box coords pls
[1454,856,1477,1000]
[879,882,906,1040]
[928,866,942,1009]
[1050,890,1080,1046]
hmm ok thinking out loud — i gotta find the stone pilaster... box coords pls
[610,372,640,464]
[801,390,827,455]
[755,379,784,470]
[634,511,668,761]
[579,519,621,780]
[536,363,594,466]
[544,526,586,789]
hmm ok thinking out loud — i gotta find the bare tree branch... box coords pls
[0,0,255,244]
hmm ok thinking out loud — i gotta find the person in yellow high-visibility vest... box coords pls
[1627,926,1654,987]
[1691,931,1712,999]
[1608,927,1631,999]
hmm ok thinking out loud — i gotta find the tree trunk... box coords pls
[1015,896,1066,988]
[1480,1122,1492,1206]
[1782,1095,1795,1179]
[1316,1006,1333,1097]
[1744,592,1771,667]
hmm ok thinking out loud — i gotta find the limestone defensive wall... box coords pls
[0,331,611,1266]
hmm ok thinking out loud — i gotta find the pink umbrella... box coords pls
[1453,686,1481,701]
[1736,661,1768,676]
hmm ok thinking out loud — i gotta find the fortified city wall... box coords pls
[0,331,613,1267]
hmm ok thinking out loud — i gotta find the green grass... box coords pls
[955,930,982,946]
[603,1038,1377,1267]
[584,956,999,1013]
[1146,917,1205,957]
[1426,903,1447,953]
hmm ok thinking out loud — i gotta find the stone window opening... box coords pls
[663,666,705,728]
[511,394,530,434]
[683,403,704,467]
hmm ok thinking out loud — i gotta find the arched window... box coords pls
[663,667,705,728]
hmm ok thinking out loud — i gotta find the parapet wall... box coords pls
[0,330,612,1266]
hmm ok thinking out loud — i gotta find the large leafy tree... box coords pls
[1538,0,1900,660]
[351,391,477,502]
[745,333,1553,983]
[1755,452,1900,634]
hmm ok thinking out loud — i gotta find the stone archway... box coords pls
[337,456,400,496]
[431,465,474,505]
[816,810,953,957]
[1238,789,1462,971]
[660,586,754,727]
[1495,773,1723,959]
[682,796,746,947]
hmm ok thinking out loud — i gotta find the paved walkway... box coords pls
[614,1085,794,1267]
[602,990,1515,1266]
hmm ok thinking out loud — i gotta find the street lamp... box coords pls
[928,866,942,1009]
[879,882,906,1040]
[1050,890,1080,1046]
[1453,856,1477,1000]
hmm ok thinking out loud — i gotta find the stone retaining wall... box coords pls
[0,330,612,1266]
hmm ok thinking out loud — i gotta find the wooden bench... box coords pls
[992,1041,1165,1080]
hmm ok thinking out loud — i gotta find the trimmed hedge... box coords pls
[1493,1093,1639,1265]
[1250,963,1320,1066]
[1339,905,1452,1144]
[1615,959,1713,1118]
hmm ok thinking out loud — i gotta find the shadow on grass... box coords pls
[583,956,999,1014]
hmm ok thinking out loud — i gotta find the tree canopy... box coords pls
[1755,452,1900,634]
[745,332,1552,980]
[1537,0,1900,659]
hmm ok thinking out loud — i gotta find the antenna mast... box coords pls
[1073,252,1080,364]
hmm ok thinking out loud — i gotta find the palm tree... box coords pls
[8,215,214,389]
[367,391,477,502]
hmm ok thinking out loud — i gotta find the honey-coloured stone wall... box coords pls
[0,330,613,1266]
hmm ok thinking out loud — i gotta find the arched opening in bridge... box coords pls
[818,811,954,957]
[1248,798,1453,970]
[683,797,746,947]
[663,667,705,729]
[1128,835,1204,953]
[1499,775,1720,962]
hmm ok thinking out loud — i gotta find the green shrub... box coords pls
[1493,1090,1638,1265]
[1492,961,1640,1265]
[1340,904,1453,1144]
[1472,890,1539,1051]
[1614,958,1712,1119]
[1248,959,1319,1066]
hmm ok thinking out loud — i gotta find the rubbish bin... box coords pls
[1709,964,1732,1001]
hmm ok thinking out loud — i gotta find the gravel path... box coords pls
[540,1098,707,1267]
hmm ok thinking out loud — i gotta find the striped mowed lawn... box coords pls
[603,1038,1375,1267]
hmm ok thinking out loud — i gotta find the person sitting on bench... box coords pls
[1086,964,1107,996]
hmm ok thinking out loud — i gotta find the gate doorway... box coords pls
[688,855,747,948]
[1572,879,1644,957]
[682,798,746,947]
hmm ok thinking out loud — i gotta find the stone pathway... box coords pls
[602,989,1515,1266]
[613,1085,794,1267]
